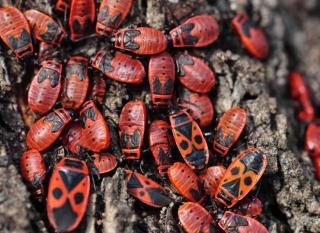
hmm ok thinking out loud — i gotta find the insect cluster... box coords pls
[0,0,271,232]
[288,71,320,180]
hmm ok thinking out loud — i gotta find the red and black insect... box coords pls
[111,27,167,55]
[62,121,82,154]
[199,165,226,196]
[215,148,267,208]
[169,15,219,48]
[119,101,147,159]
[124,169,171,208]
[47,157,90,232]
[28,59,62,115]
[232,13,269,60]
[20,149,46,201]
[176,52,215,93]
[0,6,33,58]
[92,49,145,84]
[178,87,214,127]
[288,71,314,122]
[55,0,71,12]
[69,0,95,40]
[78,100,110,152]
[148,120,172,174]
[26,108,73,152]
[92,153,118,174]
[305,122,320,179]
[178,202,215,233]
[38,42,58,63]
[88,76,107,105]
[213,106,247,156]
[24,9,65,45]
[168,162,205,202]
[235,196,263,217]
[148,52,175,105]
[218,211,268,233]
[96,0,132,35]
[61,56,89,110]
[169,111,209,170]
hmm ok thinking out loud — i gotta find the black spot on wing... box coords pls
[127,173,143,188]
[19,28,31,47]
[222,178,240,198]
[224,134,234,147]
[152,76,161,93]
[146,188,171,207]
[49,70,60,88]
[52,198,78,232]
[8,35,19,50]
[84,107,97,121]
[130,130,141,148]
[59,169,86,192]
[164,79,174,94]
[37,69,48,83]
[72,19,82,34]
[44,112,64,133]
[240,151,264,174]
[120,132,129,147]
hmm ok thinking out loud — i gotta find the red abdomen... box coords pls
[112,27,167,55]
[168,162,205,202]
[92,153,118,174]
[88,76,107,105]
[96,0,132,35]
[24,9,65,45]
[148,52,175,105]
[20,149,46,201]
[149,120,172,174]
[0,6,33,58]
[26,108,72,152]
[170,15,219,48]
[178,87,214,127]
[61,56,89,110]
[232,13,269,59]
[69,0,95,40]
[119,101,147,159]
[176,52,215,93]
[28,60,62,115]
[92,50,145,84]
[78,100,110,152]
[213,106,247,156]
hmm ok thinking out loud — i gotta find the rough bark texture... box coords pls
[0,0,320,233]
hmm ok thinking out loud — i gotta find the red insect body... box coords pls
[28,60,62,115]
[148,120,172,174]
[92,50,145,84]
[38,42,57,63]
[178,202,215,233]
[176,52,215,93]
[213,107,247,156]
[148,52,175,105]
[169,111,209,170]
[199,166,226,196]
[92,153,118,174]
[218,211,268,233]
[78,100,110,152]
[61,56,89,110]
[168,162,205,203]
[178,87,214,127]
[170,15,219,48]
[124,169,171,208]
[96,0,132,35]
[69,0,95,40]
[62,121,82,154]
[20,149,46,201]
[288,71,314,122]
[88,76,107,105]
[232,13,269,59]
[47,157,90,232]
[112,27,167,55]
[305,122,320,179]
[0,6,33,58]
[26,108,72,152]
[55,0,71,12]
[215,148,267,208]
[24,9,65,45]
[235,196,263,217]
[119,101,147,159]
